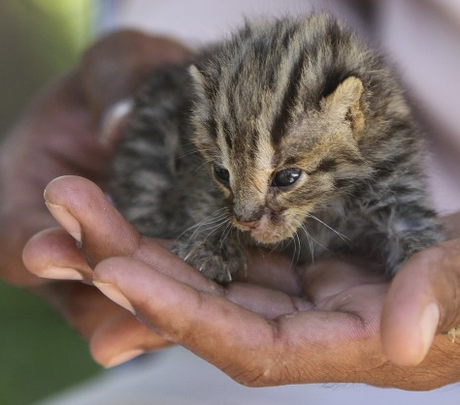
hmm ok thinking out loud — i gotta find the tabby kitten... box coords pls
[110,14,443,283]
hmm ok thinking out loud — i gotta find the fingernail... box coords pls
[93,281,135,314]
[104,349,145,368]
[45,202,82,243]
[418,302,440,362]
[40,266,83,281]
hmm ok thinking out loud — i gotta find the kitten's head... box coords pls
[189,15,403,245]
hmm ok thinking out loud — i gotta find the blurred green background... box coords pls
[0,1,103,404]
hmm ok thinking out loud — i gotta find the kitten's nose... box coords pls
[233,207,264,225]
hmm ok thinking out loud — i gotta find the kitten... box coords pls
[110,14,444,283]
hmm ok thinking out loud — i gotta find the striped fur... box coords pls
[111,14,443,282]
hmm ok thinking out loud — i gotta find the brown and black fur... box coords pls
[110,14,443,283]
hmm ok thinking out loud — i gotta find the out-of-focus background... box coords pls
[1,1,460,404]
[0,1,104,404]
[0,1,94,135]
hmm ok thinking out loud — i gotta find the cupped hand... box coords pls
[0,30,191,363]
[24,175,460,390]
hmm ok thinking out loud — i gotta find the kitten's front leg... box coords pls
[172,232,248,283]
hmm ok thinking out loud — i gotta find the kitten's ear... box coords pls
[188,65,215,153]
[189,65,206,95]
[322,76,365,139]
[188,65,210,114]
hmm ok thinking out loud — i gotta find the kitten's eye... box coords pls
[271,168,302,189]
[213,164,230,186]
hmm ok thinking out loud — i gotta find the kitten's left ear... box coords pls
[322,76,365,139]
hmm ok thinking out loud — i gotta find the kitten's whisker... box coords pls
[201,220,230,239]
[175,149,201,160]
[294,219,328,262]
[235,228,243,246]
[283,222,299,266]
[178,208,229,240]
[180,213,227,240]
[267,240,281,255]
[288,230,301,268]
[306,213,350,245]
[200,218,230,240]
[218,225,235,283]
[193,160,212,173]
[201,218,231,245]
[187,205,228,217]
[302,224,316,264]
[219,221,234,251]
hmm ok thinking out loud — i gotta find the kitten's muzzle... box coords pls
[234,215,287,245]
[232,207,264,231]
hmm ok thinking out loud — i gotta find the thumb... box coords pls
[381,239,460,366]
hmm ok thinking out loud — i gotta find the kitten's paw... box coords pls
[172,242,247,283]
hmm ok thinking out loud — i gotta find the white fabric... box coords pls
[36,346,460,405]
[111,0,362,47]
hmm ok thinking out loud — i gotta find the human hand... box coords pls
[0,30,191,363]
[24,175,460,390]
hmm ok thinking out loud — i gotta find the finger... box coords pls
[0,209,52,286]
[99,98,134,149]
[43,175,225,293]
[23,226,172,365]
[90,312,171,368]
[381,239,460,366]
[93,256,385,386]
[44,175,141,265]
[23,228,93,282]
[36,281,124,341]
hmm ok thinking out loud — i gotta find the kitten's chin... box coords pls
[248,226,293,245]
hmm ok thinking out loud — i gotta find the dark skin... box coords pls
[1,30,460,390]
[0,30,190,352]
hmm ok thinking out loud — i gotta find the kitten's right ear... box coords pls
[188,65,211,111]
[188,65,216,154]
[189,64,210,118]
[189,65,206,95]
